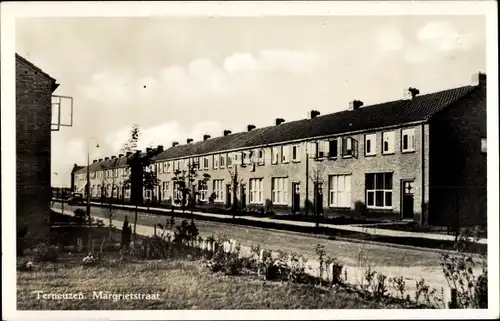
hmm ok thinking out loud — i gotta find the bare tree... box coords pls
[172,159,210,217]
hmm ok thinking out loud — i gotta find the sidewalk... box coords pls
[79,201,487,245]
[52,206,457,306]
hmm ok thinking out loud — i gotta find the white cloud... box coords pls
[416,21,478,52]
[374,25,405,52]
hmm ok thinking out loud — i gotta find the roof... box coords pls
[76,83,478,173]
[71,165,85,174]
[151,84,476,161]
[15,53,57,82]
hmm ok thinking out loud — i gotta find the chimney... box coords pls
[146,147,152,154]
[203,135,211,141]
[471,72,486,86]
[157,145,164,152]
[223,130,232,136]
[104,157,109,161]
[98,158,103,162]
[307,110,321,119]
[247,124,256,132]
[126,152,132,157]
[403,87,420,100]
[275,118,285,126]
[118,154,124,157]
[93,160,98,163]
[172,142,179,147]
[349,100,364,111]
[111,156,116,159]
[187,138,193,144]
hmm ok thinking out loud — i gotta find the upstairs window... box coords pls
[292,145,301,162]
[365,134,376,156]
[213,155,219,169]
[257,149,265,165]
[227,153,233,167]
[382,131,395,154]
[328,139,338,158]
[342,137,358,158]
[282,145,290,163]
[272,147,280,164]
[481,137,487,154]
[401,128,415,152]
[220,154,225,168]
[203,157,209,170]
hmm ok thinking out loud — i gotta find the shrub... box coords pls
[17,226,29,256]
[287,252,309,283]
[389,276,407,300]
[33,243,59,262]
[74,209,86,223]
[440,228,488,309]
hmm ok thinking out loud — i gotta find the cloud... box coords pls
[417,21,478,52]
[374,25,405,52]
[80,49,325,104]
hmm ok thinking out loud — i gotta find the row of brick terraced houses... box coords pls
[73,72,487,227]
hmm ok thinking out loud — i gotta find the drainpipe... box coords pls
[421,123,426,226]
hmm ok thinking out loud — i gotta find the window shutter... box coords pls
[353,138,359,158]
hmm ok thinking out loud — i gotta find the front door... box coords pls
[292,182,301,214]
[314,182,323,215]
[240,184,247,209]
[226,184,232,209]
[401,180,415,220]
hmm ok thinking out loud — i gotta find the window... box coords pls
[249,178,263,204]
[162,182,170,200]
[112,185,117,198]
[198,180,208,201]
[342,137,358,158]
[316,141,330,158]
[481,137,487,153]
[382,131,395,154]
[401,128,415,152]
[242,151,250,165]
[271,177,288,205]
[365,173,393,209]
[328,139,338,158]
[203,157,209,169]
[91,185,96,197]
[227,153,233,167]
[213,155,219,169]
[166,162,171,173]
[272,147,280,164]
[213,179,224,202]
[292,145,300,162]
[257,149,265,165]
[365,134,376,156]
[145,190,152,199]
[173,182,182,201]
[106,184,111,197]
[329,175,351,208]
[282,145,290,163]
[220,154,225,168]
[124,186,130,199]
[97,185,101,197]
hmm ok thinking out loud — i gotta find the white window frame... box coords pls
[257,149,265,165]
[213,155,219,169]
[213,179,224,202]
[124,186,130,199]
[198,180,208,201]
[282,145,290,163]
[329,174,351,208]
[272,147,280,165]
[249,178,263,204]
[481,137,487,153]
[220,154,225,168]
[271,177,288,205]
[204,157,209,170]
[162,181,170,200]
[292,145,301,162]
[382,131,395,154]
[227,153,233,167]
[173,182,183,201]
[365,172,393,210]
[401,128,416,152]
[365,133,377,156]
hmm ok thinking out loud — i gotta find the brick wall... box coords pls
[153,124,428,223]
[429,76,487,226]
[16,56,57,240]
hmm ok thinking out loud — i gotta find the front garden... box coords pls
[17,210,488,310]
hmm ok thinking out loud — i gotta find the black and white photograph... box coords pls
[1,1,498,320]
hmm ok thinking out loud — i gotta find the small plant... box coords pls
[18,260,34,271]
[389,276,407,300]
[33,243,59,262]
[314,244,327,281]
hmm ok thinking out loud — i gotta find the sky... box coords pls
[15,15,486,187]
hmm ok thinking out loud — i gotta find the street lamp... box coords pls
[86,138,100,218]
[52,171,71,215]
